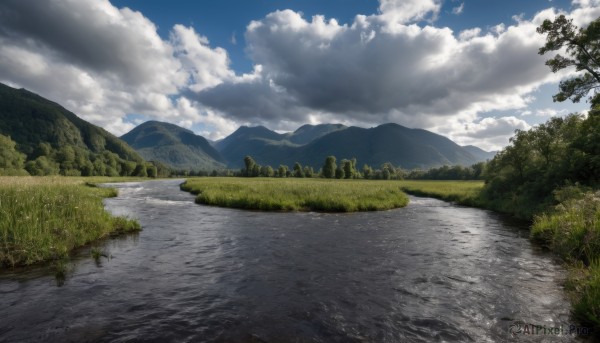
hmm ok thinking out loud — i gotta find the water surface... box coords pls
[0,179,576,342]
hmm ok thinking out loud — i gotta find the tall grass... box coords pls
[181,177,409,212]
[399,180,485,206]
[531,191,600,330]
[0,176,140,267]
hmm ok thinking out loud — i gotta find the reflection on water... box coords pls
[0,179,578,342]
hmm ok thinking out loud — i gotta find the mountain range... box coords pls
[0,83,495,173]
[210,123,495,170]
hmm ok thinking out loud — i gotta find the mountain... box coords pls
[217,123,489,169]
[0,83,146,176]
[215,125,286,151]
[121,121,226,171]
[461,145,496,161]
[285,124,347,145]
[215,126,296,169]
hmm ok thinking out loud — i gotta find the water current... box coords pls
[0,179,578,342]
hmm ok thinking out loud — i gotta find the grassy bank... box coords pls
[398,180,484,206]
[181,177,409,212]
[0,176,140,267]
[531,191,600,330]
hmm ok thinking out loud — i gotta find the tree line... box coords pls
[235,155,488,180]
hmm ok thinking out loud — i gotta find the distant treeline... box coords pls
[183,155,489,180]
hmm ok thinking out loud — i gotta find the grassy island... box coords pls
[0,177,140,267]
[181,177,410,212]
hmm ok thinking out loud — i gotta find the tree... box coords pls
[251,164,261,177]
[146,164,158,178]
[322,156,336,178]
[278,165,288,178]
[342,159,355,179]
[362,164,373,179]
[538,15,600,106]
[303,166,314,178]
[260,165,274,177]
[133,163,147,177]
[244,156,256,177]
[0,134,27,175]
[335,166,345,179]
[293,162,304,177]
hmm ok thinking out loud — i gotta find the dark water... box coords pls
[0,179,581,342]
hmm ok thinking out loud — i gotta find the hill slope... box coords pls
[121,121,226,171]
[461,145,496,161]
[0,83,146,176]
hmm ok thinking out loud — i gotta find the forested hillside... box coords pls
[0,83,153,176]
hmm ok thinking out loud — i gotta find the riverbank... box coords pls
[181,177,410,212]
[0,176,141,267]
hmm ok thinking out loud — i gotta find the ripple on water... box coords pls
[0,180,577,342]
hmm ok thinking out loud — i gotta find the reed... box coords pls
[0,176,140,267]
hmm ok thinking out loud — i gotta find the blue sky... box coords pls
[0,0,598,150]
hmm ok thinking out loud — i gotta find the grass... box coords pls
[181,177,410,212]
[531,191,600,331]
[0,176,141,267]
[398,180,485,206]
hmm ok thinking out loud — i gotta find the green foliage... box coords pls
[322,156,336,178]
[243,155,256,176]
[399,180,484,207]
[531,191,600,265]
[0,83,147,177]
[531,190,600,331]
[0,134,27,175]
[342,159,355,179]
[277,165,288,178]
[538,15,600,105]
[180,177,409,212]
[335,166,345,179]
[0,177,140,267]
[406,163,487,180]
[293,162,304,178]
[482,114,597,218]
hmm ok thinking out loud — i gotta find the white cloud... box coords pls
[443,116,532,151]
[377,0,441,26]
[0,0,599,150]
[0,0,234,136]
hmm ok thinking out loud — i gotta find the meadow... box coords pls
[0,176,141,267]
[180,177,484,212]
[181,177,413,212]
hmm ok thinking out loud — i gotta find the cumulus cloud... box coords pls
[185,0,600,149]
[0,0,233,135]
[447,116,531,151]
[191,6,559,130]
[1,0,599,150]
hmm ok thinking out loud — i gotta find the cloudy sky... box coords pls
[1,0,599,150]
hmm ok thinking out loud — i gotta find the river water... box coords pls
[0,179,580,342]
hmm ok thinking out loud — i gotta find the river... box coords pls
[0,179,579,342]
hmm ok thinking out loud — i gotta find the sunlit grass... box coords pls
[181,177,410,212]
[398,180,485,206]
[0,176,140,267]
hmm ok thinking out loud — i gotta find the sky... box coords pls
[1,0,599,151]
